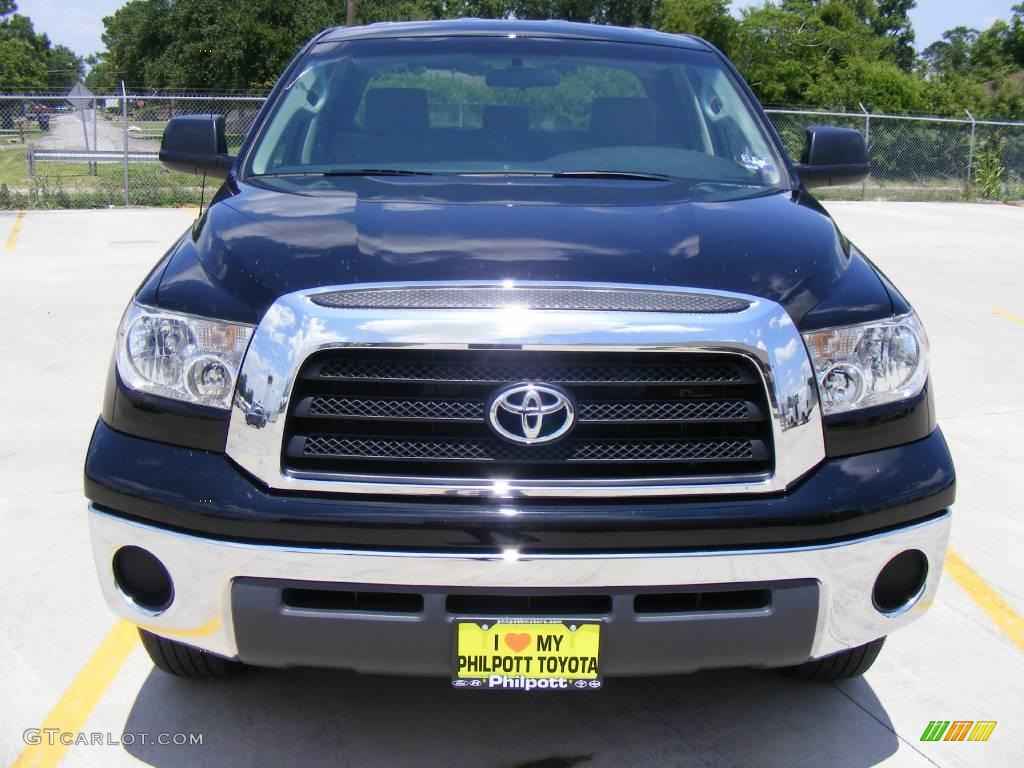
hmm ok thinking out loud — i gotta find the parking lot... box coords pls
[1,201,1021,768]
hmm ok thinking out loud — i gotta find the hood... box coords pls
[154,176,892,329]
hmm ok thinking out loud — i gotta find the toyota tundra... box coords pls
[84,19,955,688]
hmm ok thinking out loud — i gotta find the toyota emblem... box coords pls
[487,383,575,446]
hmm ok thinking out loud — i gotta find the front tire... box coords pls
[781,637,885,681]
[139,629,244,678]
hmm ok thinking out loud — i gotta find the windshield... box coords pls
[246,36,788,195]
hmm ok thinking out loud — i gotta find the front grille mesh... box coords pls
[310,286,750,314]
[578,400,750,422]
[283,349,773,483]
[315,359,746,385]
[309,397,485,421]
[304,396,752,423]
[301,436,757,464]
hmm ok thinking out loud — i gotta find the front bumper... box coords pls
[89,505,951,675]
[85,420,956,552]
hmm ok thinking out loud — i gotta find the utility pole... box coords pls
[347,0,355,26]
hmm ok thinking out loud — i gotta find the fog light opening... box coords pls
[112,546,174,615]
[873,549,928,617]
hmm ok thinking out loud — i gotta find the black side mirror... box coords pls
[159,114,235,179]
[794,126,870,188]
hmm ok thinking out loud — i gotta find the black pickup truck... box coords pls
[85,19,954,689]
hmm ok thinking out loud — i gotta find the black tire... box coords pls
[781,637,886,681]
[139,628,244,679]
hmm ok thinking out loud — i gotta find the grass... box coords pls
[1,143,1018,207]
[124,118,170,143]
[0,146,205,208]
[815,185,968,202]
[0,118,47,144]
[0,146,30,186]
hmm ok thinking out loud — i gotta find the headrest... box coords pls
[484,105,530,136]
[364,88,429,136]
[590,97,656,145]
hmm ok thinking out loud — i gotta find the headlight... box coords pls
[803,313,928,415]
[116,302,253,409]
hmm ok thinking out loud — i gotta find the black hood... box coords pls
[153,176,892,329]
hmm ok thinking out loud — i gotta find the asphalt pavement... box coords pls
[35,110,159,152]
[0,202,1021,768]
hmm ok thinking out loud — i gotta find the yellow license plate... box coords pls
[453,620,602,690]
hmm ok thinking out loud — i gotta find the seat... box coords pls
[364,88,429,137]
[590,97,657,146]
[483,105,530,139]
[341,88,430,164]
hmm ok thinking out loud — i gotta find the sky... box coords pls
[9,0,1024,58]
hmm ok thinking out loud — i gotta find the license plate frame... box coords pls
[452,618,603,691]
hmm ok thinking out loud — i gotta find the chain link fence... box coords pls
[765,107,1024,201]
[1,92,1022,207]
[0,92,264,208]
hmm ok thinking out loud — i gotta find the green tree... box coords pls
[356,0,438,22]
[805,58,926,112]
[920,72,987,116]
[989,75,1024,117]
[603,0,658,27]
[0,36,46,89]
[1009,4,1024,65]
[437,1,510,18]
[45,44,84,90]
[0,2,47,90]
[874,0,916,70]
[970,21,1015,80]
[728,0,936,112]
[100,0,174,88]
[84,53,119,91]
[1,11,50,54]
[653,0,736,52]
[920,27,977,77]
[84,0,1024,120]
[509,1,601,21]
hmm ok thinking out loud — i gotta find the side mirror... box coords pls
[794,126,870,188]
[159,114,235,179]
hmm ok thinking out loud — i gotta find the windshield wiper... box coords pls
[689,179,762,188]
[320,168,434,177]
[252,168,434,178]
[551,170,677,181]
[451,170,677,181]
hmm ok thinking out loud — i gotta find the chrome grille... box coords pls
[283,349,774,482]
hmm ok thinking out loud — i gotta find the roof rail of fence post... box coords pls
[858,103,870,201]
[965,109,977,198]
[972,117,1024,127]
[122,93,268,101]
[762,107,863,118]
[121,80,130,207]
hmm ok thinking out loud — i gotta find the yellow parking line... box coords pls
[992,306,1024,325]
[945,549,1024,652]
[12,621,138,768]
[5,210,25,252]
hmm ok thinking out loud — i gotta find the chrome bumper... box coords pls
[88,505,951,662]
